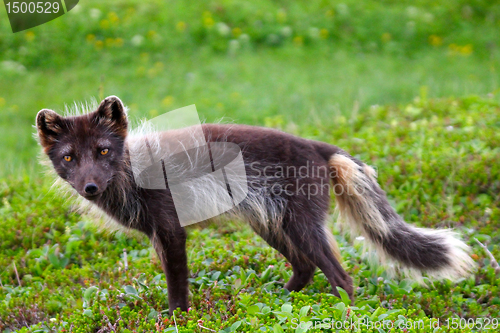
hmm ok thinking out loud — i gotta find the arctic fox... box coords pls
[36,96,474,315]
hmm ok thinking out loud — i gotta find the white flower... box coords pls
[228,39,240,55]
[309,27,320,39]
[131,35,144,47]
[239,33,250,43]
[216,22,231,36]
[0,60,26,74]
[336,3,349,16]
[423,13,434,23]
[266,33,279,45]
[281,26,292,37]
[406,6,418,18]
[406,21,416,35]
[89,8,101,20]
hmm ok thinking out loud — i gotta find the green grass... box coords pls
[1,0,500,177]
[1,0,500,331]
[1,48,499,178]
[1,96,499,332]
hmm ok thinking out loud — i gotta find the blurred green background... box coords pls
[0,0,499,177]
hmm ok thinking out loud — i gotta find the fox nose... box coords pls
[84,183,99,195]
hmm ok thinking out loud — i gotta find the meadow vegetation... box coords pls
[0,0,499,331]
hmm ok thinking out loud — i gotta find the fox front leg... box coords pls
[152,227,190,315]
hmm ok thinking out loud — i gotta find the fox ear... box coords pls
[95,96,128,138]
[36,109,63,150]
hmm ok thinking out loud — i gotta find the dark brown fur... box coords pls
[36,96,473,315]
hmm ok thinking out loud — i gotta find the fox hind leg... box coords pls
[282,215,354,301]
[284,254,317,291]
[247,223,317,292]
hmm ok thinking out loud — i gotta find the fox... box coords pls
[36,96,474,315]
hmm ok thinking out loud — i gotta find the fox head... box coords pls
[36,96,128,200]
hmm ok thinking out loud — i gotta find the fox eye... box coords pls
[100,148,109,155]
[63,155,72,162]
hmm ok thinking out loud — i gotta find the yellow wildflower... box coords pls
[232,27,242,38]
[203,16,214,27]
[154,62,164,71]
[95,40,104,50]
[162,96,174,107]
[176,21,187,32]
[460,44,473,55]
[105,38,114,47]
[147,30,157,39]
[115,38,124,47]
[428,35,442,46]
[107,12,119,24]
[25,31,35,42]
[320,28,329,39]
[448,43,473,56]
[293,36,303,46]
[100,19,110,29]
[277,9,287,23]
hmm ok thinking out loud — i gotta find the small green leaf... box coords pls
[336,302,346,312]
[371,307,383,321]
[336,286,351,306]
[83,286,98,303]
[281,303,293,313]
[247,304,260,315]
[230,320,242,331]
[48,252,60,267]
[273,324,285,333]
[148,308,158,320]
[83,309,93,319]
[211,271,221,281]
[233,278,242,290]
[299,305,310,318]
[124,285,138,295]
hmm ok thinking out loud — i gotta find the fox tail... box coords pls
[328,152,475,280]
